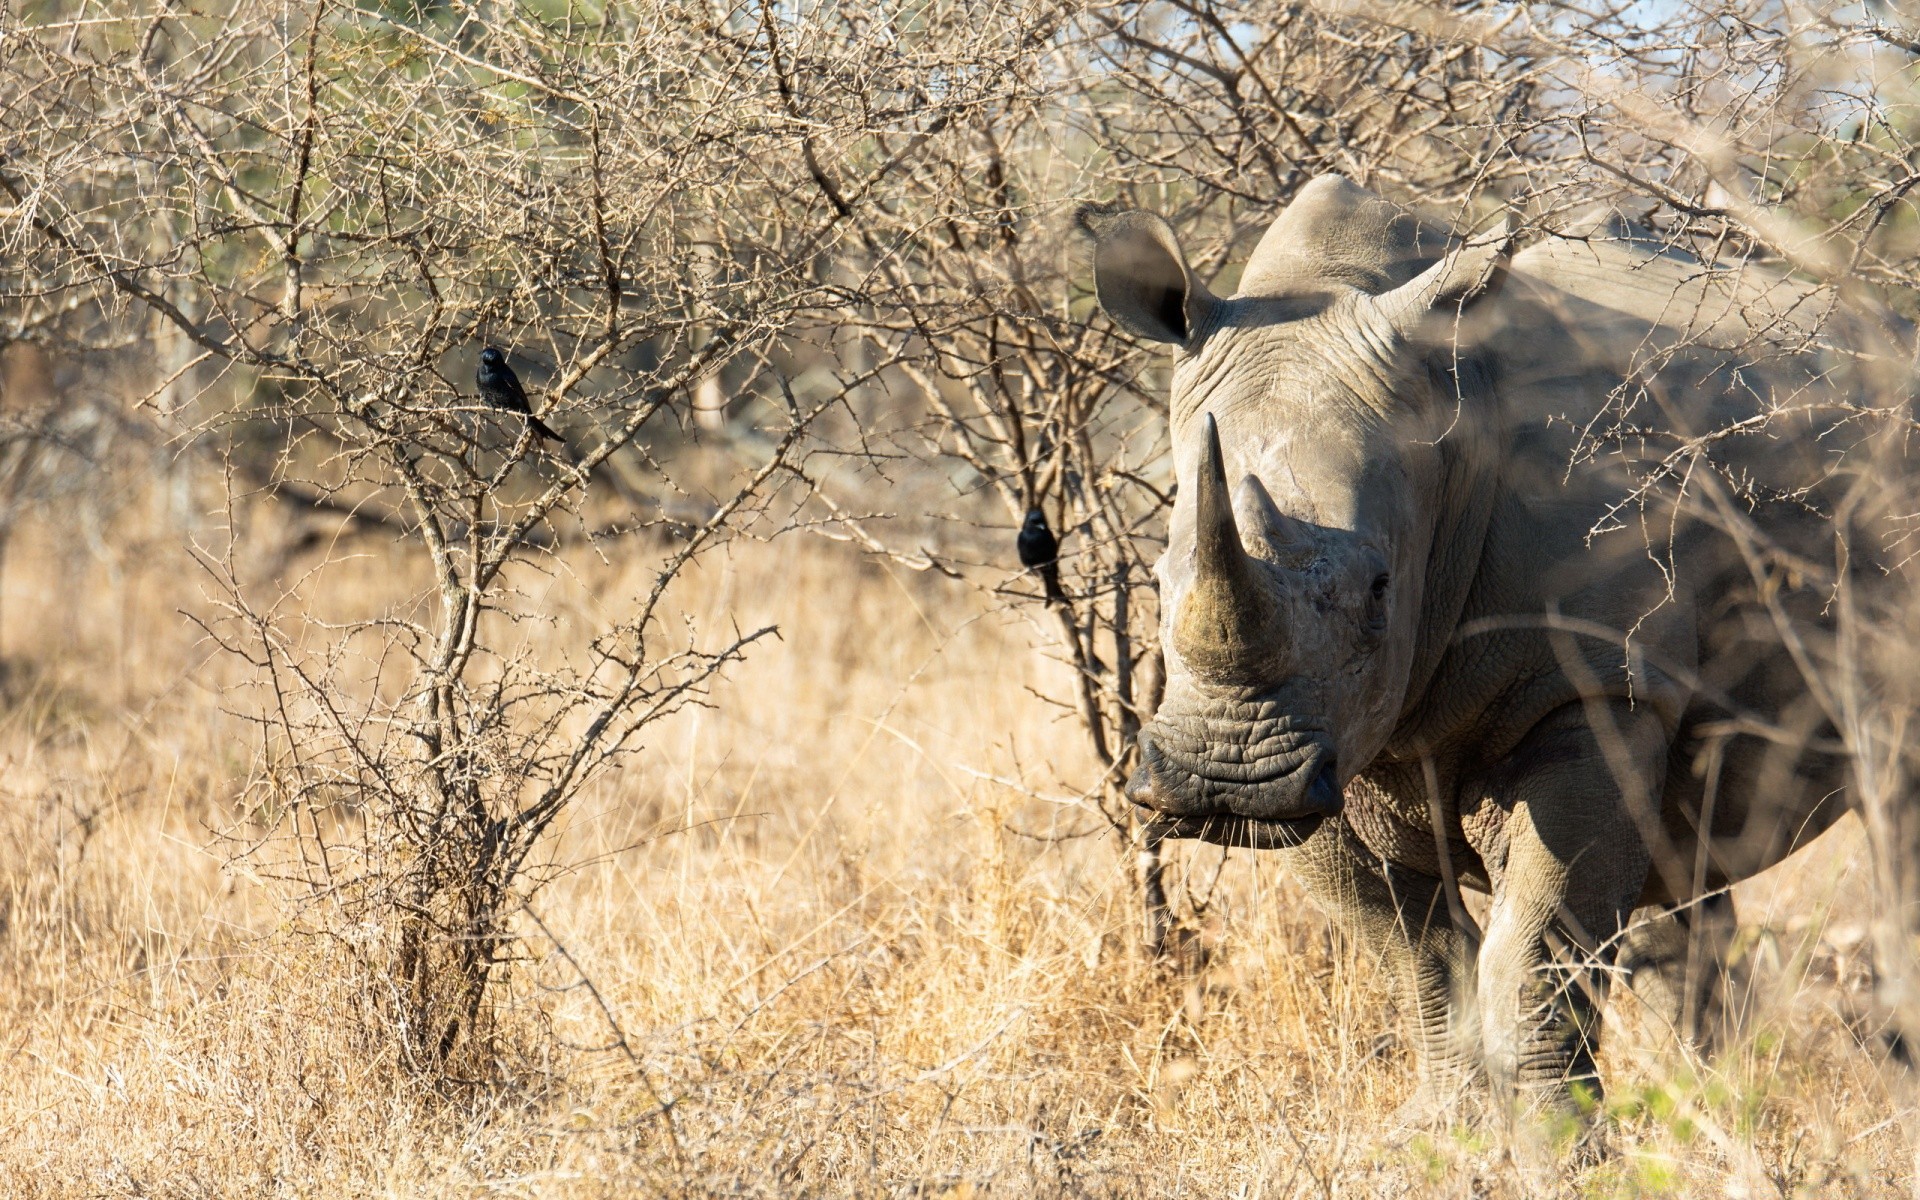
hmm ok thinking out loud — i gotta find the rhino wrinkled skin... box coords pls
[1085,177,1891,1120]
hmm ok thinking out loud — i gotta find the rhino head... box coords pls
[1086,178,1510,848]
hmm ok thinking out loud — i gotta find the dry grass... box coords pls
[0,489,1911,1198]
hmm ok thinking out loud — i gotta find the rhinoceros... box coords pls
[1082,176,1904,1117]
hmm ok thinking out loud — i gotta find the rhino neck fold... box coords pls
[1389,359,1503,749]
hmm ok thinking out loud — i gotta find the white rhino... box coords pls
[1084,176,1902,1118]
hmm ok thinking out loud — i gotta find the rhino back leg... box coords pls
[1290,815,1483,1107]
[1470,699,1663,1117]
[1619,891,1737,1054]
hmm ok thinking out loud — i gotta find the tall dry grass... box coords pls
[0,477,1907,1198]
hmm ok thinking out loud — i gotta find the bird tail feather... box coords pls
[1042,562,1064,606]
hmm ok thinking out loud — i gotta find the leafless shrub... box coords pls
[0,0,1067,1078]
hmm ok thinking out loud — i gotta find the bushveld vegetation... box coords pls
[4,0,1920,1193]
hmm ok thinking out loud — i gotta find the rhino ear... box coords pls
[1372,215,1513,338]
[1078,206,1218,347]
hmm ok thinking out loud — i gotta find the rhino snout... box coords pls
[1127,718,1343,847]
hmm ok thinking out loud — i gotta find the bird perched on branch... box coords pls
[476,345,562,444]
[1017,507,1064,604]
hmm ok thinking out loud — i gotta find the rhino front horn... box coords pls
[1173,413,1285,680]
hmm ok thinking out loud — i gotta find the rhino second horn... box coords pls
[1239,472,1313,563]
[1174,413,1286,680]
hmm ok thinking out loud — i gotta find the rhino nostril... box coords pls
[1127,731,1165,808]
[1125,759,1158,806]
[1306,757,1342,815]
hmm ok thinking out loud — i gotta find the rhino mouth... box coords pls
[1138,806,1330,850]
[1126,719,1341,849]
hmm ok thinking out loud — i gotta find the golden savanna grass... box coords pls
[0,471,1911,1197]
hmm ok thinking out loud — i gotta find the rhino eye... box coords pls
[1370,573,1390,601]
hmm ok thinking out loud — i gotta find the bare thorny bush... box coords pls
[0,0,1056,1077]
[9,0,1920,1121]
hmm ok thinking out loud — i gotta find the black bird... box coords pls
[475,346,562,443]
[1017,507,1064,604]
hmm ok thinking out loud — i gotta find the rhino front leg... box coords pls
[1291,816,1482,1107]
[1474,701,1661,1118]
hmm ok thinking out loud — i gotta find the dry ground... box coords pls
[0,481,1913,1198]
